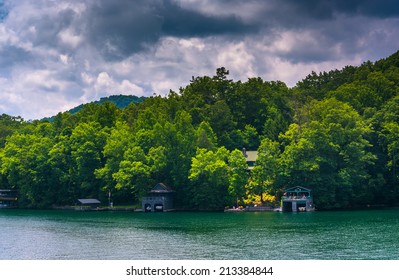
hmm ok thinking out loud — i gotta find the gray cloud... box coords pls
[31,8,78,48]
[281,0,399,20]
[85,0,257,60]
[0,0,398,119]
[161,1,258,36]
[0,45,32,70]
[85,0,163,59]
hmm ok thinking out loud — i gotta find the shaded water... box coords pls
[0,209,398,259]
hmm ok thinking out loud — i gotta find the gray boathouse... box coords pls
[281,186,315,212]
[77,198,101,209]
[0,189,18,208]
[142,183,174,212]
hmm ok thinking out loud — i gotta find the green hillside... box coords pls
[68,95,145,115]
[1,51,399,210]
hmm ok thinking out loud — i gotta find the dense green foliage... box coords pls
[1,52,399,210]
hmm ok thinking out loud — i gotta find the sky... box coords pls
[0,0,399,120]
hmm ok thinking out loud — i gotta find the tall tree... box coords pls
[70,122,108,198]
[250,138,280,205]
[196,121,218,151]
[188,147,230,210]
[95,121,135,203]
[227,149,248,207]
[112,146,151,200]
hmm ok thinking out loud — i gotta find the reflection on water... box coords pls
[0,209,398,259]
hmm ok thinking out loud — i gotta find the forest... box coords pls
[1,50,399,210]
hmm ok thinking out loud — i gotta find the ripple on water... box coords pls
[0,209,398,259]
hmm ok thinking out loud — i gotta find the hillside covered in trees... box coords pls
[43,95,145,122]
[1,51,399,210]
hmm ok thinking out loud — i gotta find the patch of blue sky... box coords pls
[0,0,8,21]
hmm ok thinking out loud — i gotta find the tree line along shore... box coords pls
[1,51,399,211]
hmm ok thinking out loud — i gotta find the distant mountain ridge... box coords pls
[68,95,145,115]
[44,94,145,121]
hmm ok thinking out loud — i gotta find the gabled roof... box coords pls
[77,198,101,205]
[150,183,174,193]
[285,186,312,192]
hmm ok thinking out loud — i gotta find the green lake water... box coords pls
[0,209,398,260]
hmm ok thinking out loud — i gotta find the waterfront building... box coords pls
[77,198,101,209]
[281,186,315,212]
[0,189,18,208]
[142,183,175,212]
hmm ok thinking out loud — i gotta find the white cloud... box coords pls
[94,72,144,96]
[0,24,17,45]
[59,54,69,64]
[152,80,179,96]
[81,71,94,85]
[0,69,81,119]
[0,0,398,119]
[178,38,205,50]
[58,28,83,49]
[216,41,256,79]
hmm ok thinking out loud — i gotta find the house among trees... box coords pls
[281,186,315,212]
[0,189,18,208]
[142,183,175,212]
[242,148,258,170]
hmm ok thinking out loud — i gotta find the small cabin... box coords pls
[142,183,174,212]
[281,186,315,212]
[77,198,101,209]
[0,189,18,208]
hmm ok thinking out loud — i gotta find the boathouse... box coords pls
[281,186,314,212]
[77,198,101,209]
[142,183,174,212]
[0,189,18,208]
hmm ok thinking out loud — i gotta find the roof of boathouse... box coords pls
[77,198,101,205]
[285,186,312,193]
[149,183,174,193]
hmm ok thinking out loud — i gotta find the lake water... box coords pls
[0,209,398,260]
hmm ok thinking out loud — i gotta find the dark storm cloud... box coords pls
[85,0,163,60]
[282,0,399,20]
[359,0,399,18]
[161,1,256,37]
[29,7,80,49]
[82,0,399,62]
[1,0,398,119]
[240,0,399,64]
[85,0,257,60]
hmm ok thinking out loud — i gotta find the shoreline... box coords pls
[2,204,398,213]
